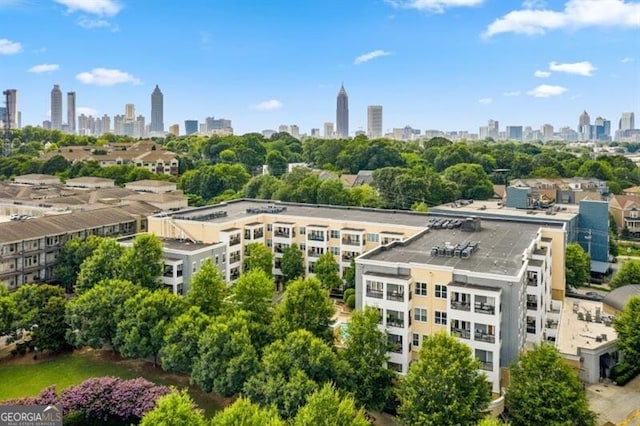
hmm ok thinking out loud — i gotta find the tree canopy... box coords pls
[185,259,227,316]
[140,390,206,426]
[292,383,369,426]
[613,296,640,369]
[505,343,595,426]
[243,242,274,277]
[610,259,640,289]
[281,243,304,283]
[397,332,491,426]
[565,243,590,288]
[314,252,342,290]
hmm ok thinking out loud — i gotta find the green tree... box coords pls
[613,296,640,368]
[230,268,274,323]
[266,150,288,178]
[120,234,164,290]
[243,329,344,419]
[281,243,304,283]
[75,238,126,294]
[54,235,101,292]
[0,288,17,335]
[610,259,640,289]
[317,178,353,206]
[159,306,212,375]
[40,154,71,175]
[243,242,274,277]
[292,383,369,426]
[11,284,65,330]
[565,243,591,288]
[314,252,342,290]
[211,397,284,426]
[397,332,491,426]
[32,295,68,353]
[343,257,356,289]
[272,276,335,342]
[185,259,226,316]
[114,289,186,366]
[443,163,494,200]
[140,390,205,426]
[350,184,383,208]
[505,344,595,426]
[65,279,140,349]
[343,306,394,411]
[191,311,258,396]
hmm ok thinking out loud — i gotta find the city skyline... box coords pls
[0,0,639,134]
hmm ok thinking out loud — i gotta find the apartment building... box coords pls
[148,200,431,284]
[609,194,640,237]
[0,206,151,290]
[118,235,226,295]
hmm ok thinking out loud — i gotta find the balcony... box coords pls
[253,230,264,239]
[341,238,361,247]
[478,361,494,371]
[527,278,538,287]
[527,326,537,334]
[387,291,405,302]
[274,244,288,254]
[474,332,496,343]
[527,302,538,310]
[307,249,323,258]
[342,253,355,262]
[386,318,404,328]
[475,303,496,315]
[308,234,325,242]
[229,237,241,247]
[366,288,383,299]
[274,229,294,238]
[451,328,471,339]
[450,301,471,312]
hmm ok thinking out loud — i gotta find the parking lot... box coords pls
[587,374,640,425]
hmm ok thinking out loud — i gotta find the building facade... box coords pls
[150,85,164,133]
[67,92,76,134]
[336,84,349,138]
[367,105,383,138]
[50,85,63,131]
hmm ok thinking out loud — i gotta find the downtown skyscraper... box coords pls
[67,91,76,134]
[367,105,383,138]
[336,84,349,138]
[50,84,62,131]
[150,84,164,133]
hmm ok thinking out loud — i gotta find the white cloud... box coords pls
[478,97,493,104]
[77,106,99,116]
[54,0,121,16]
[78,17,112,28]
[534,70,551,78]
[385,0,484,13]
[354,50,392,65]
[251,99,283,111]
[28,63,60,73]
[484,0,640,38]
[522,0,546,9]
[76,68,141,86]
[549,60,596,76]
[621,57,634,63]
[503,90,521,96]
[527,84,567,98]
[0,38,22,54]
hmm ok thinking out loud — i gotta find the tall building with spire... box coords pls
[150,84,164,133]
[336,84,349,138]
[67,92,76,134]
[51,85,63,131]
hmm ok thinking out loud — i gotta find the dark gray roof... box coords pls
[361,220,559,276]
[603,285,640,311]
[0,208,140,243]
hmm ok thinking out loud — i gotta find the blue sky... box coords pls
[1,0,639,135]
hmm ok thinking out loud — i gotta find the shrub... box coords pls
[343,288,355,303]
[346,294,356,310]
[611,363,640,386]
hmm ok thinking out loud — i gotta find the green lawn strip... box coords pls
[0,352,223,417]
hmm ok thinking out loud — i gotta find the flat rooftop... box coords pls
[164,199,432,229]
[430,200,579,223]
[118,235,220,252]
[557,297,617,356]
[361,220,557,276]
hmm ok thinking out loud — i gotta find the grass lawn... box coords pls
[0,349,226,417]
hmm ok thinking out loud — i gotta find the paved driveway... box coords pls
[588,374,640,426]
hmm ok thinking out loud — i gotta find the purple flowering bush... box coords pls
[2,377,169,425]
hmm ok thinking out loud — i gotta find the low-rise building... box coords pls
[609,195,640,237]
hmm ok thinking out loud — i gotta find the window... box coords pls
[435,311,447,325]
[215,255,219,264]
[367,233,379,243]
[192,261,197,273]
[299,226,306,235]
[267,224,272,231]
[300,243,306,251]
[435,284,447,299]
[412,333,420,347]
[266,239,272,248]
[415,281,428,296]
[414,307,427,322]
[329,246,340,255]
[330,230,340,239]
